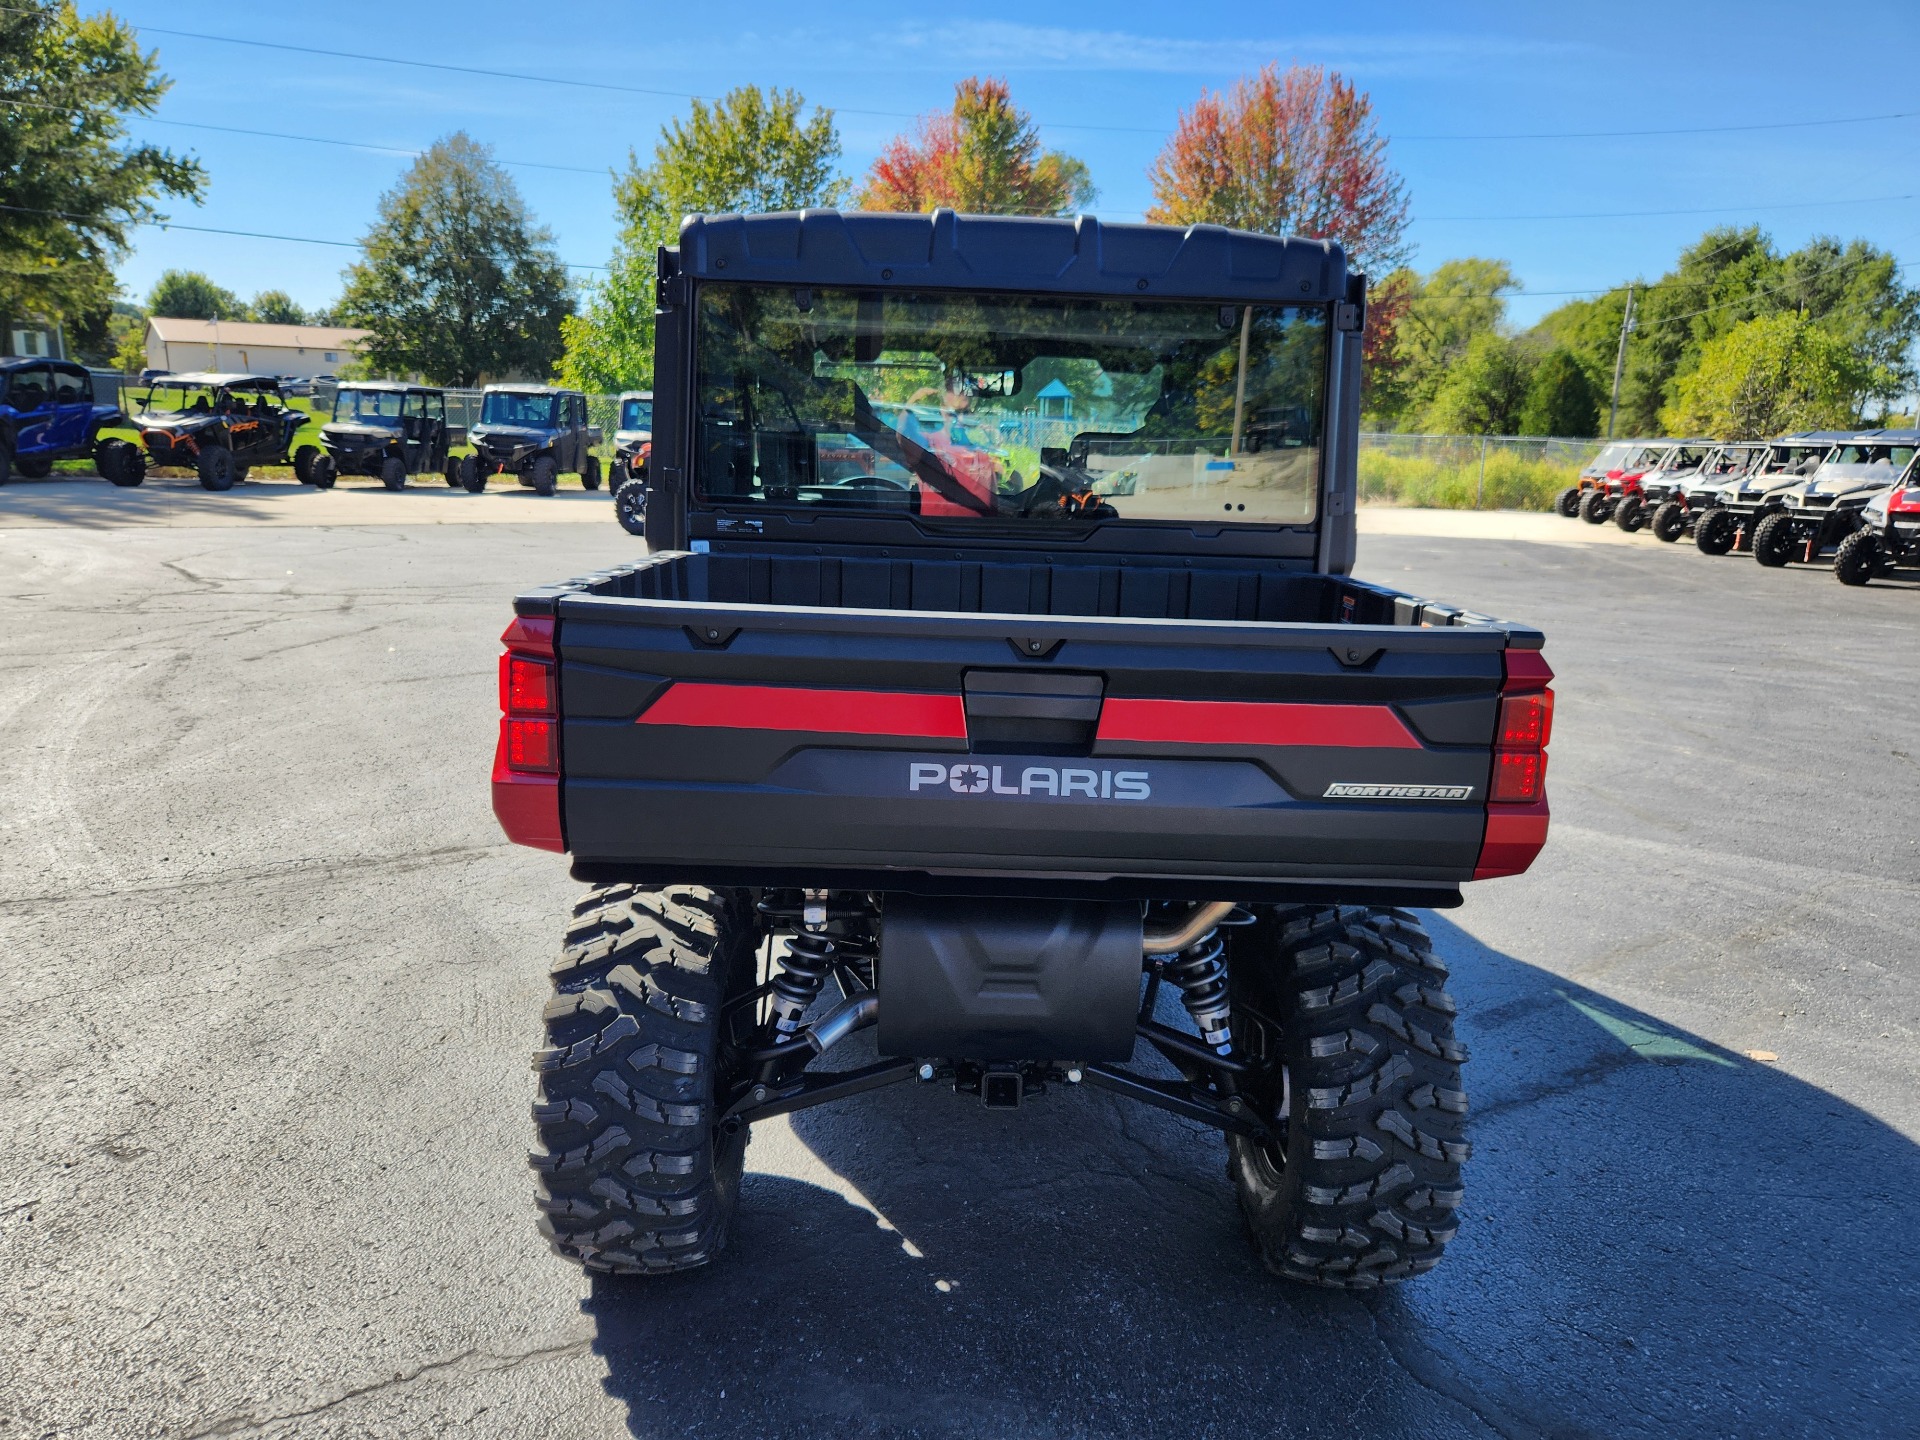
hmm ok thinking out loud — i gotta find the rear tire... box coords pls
[1226,906,1467,1289]
[530,455,558,496]
[583,454,602,491]
[614,477,648,536]
[1752,511,1795,567]
[1554,486,1581,518]
[15,455,52,479]
[0,442,11,485]
[94,438,125,484]
[1651,500,1687,543]
[1613,494,1645,532]
[1695,507,1738,556]
[444,458,463,488]
[293,445,319,485]
[1833,530,1878,586]
[310,454,336,490]
[196,447,235,491]
[532,884,757,1275]
[1578,488,1612,524]
[380,455,407,491]
[460,455,485,493]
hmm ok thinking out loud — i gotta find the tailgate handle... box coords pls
[963,671,1104,753]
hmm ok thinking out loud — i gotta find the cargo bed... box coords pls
[502,549,1546,907]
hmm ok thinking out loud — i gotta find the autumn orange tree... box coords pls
[1147,63,1411,276]
[858,78,1095,216]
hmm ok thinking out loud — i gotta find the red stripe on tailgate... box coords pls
[1097,697,1421,749]
[637,682,969,738]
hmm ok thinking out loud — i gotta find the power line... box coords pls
[1396,110,1920,142]
[7,5,1919,145]
[0,202,609,271]
[1425,193,1917,223]
[1,93,612,175]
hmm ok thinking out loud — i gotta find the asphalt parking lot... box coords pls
[1,478,1916,1438]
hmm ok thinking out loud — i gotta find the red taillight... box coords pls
[1490,749,1544,803]
[501,654,555,715]
[1497,690,1554,749]
[492,614,564,852]
[1476,647,1554,879]
[505,717,558,772]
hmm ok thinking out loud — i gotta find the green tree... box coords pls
[1517,347,1599,436]
[1773,236,1920,408]
[561,87,846,394]
[109,306,147,371]
[1369,258,1518,428]
[0,1,203,333]
[249,289,306,325]
[147,269,244,320]
[338,133,573,386]
[1663,312,1868,438]
[1421,332,1533,435]
[1531,226,1919,434]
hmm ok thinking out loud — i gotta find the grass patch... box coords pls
[52,393,485,479]
[1359,449,1579,510]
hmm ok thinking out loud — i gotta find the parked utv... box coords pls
[611,390,653,535]
[303,381,462,491]
[1608,440,1713,532]
[0,358,127,485]
[124,373,311,491]
[1578,440,1705,524]
[1555,439,1644,517]
[462,385,602,495]
[1752,430,1919,568]
[1833,453,1920,584]
[493,210,1552,1291]
[1645,441,1764,542]
[1692,432,1850,555]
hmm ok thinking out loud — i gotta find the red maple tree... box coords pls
[1146,63,1411,277]
[858,78,1094,217]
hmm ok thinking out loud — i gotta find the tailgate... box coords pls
[544,592,1524,902]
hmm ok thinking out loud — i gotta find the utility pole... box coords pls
[1607,284,1635,439]
[1229,305,1253,456]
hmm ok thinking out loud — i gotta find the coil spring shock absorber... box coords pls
[1164,926,1234,1067]
[759,891,835,1082]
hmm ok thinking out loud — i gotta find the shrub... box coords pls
[1358,448,1579,510]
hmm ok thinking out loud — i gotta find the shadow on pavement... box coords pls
[580,913,1918,1439]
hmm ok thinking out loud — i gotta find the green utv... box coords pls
[490,211,1553,1288]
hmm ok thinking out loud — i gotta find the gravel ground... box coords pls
[0,505,1914,1439]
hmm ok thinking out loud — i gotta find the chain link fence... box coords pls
[1357,432,1604,510]
[90,369,1606,509]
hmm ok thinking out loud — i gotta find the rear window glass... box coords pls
[692,284,1328,529]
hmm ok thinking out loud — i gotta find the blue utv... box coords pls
[0,357,128,485]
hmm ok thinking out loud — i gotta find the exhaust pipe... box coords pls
[803,993,879,1056]
[1142,901,1236,955]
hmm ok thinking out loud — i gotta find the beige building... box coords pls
[145,317,370,378]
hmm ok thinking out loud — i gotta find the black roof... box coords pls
[335,379,445,395]
[2,355,88,372]
[670,209,1353,303]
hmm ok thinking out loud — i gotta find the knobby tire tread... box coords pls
[1227,906,1467,1289]
[531,883,753,1275]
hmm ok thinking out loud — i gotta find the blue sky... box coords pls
[105,0,1920,330]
